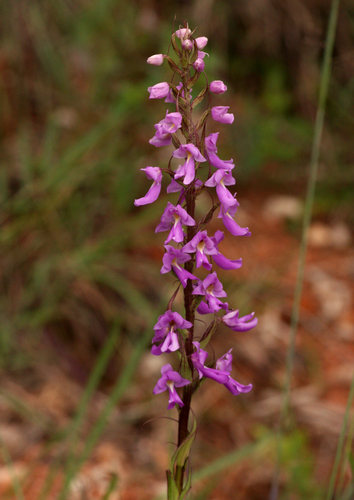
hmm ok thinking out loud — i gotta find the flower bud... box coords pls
[182,39,193,51]
[175,28,191,39]
[195,37,208,49]
[147,54,164,66]
[210,80,227,94]
[193,58,205,72]
[147,82,170,99]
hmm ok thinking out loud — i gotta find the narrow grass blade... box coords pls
[0,433,25,500]
[327,367,354,500]
[101,473,119,500]
[269,0,340,498]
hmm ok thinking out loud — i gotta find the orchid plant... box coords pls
[135,23,258,499]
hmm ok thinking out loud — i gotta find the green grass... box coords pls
[0,0,354,498]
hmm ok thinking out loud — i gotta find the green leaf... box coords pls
[191,294,204,314]
[171,34,181,57]
[192,87,208,109]
[167,470,180,500]
[200,319,218,349]
[195,109,210,131]
[179,468,192,500]
[171,415,197,469]
[166,56,183,77]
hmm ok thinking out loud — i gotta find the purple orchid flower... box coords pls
[215,349,253,395]
[172,144,206,185]
[134,167,163,206]
[148,82,170,99]
[151,311,193,356]
[222,310,258,332]
[191,342,230,383]
[153,364,191,409]
[149,111,182,147]
[193,272,228,313]
[218,203,251,237]
[197,50,208,60]
[210,230,243,270]
[204,133,235,170]
[161,245,198,288]
[182,229,242,271]
[166,178,184,194]
[155,202,195,243]
[191,343,252,395]
[211,106,234,124]
[205,169,236,209]
[182,230,218,271]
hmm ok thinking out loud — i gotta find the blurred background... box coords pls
[0,0,354,499]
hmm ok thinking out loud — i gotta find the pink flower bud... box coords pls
[195,37,208,49]
[193,58,205,72]
[147,54,164,66]
[147,82,170,99]
[175,28,191,39]
[182,39,193,51]
[210,80,227,94]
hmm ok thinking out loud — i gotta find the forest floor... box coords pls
[0,188,353,500]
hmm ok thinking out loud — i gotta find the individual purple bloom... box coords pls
[193,58,205,72]
[175,28,191,39]
[209,80,227,94]
[153,364,191,409]
[193,272,227,313]
[156,202,195,243]
[211,106,234,124]
[197,50,208,59]
[149,111,182,147]
[191,342,230,383]
[151,311,192,356]
[161,245,198,288]
[218,203,251,237]
[147,54,164,66]
[182,230,218,271]
[215,350,253,395]
[166,178,183,193]
[222,310,258,332]
[134,167,163,206]
[148,82,170,99]
[191,344,252,395]
[173,144,206,185]
[205,169,236,209]
[204,133,235,170]
[195,37,208,49]
[210,230,243,270]
[166,178,203,203]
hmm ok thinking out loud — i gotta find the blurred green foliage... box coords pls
[0,0,353,496]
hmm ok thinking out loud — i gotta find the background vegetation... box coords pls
[0,0,354,499]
